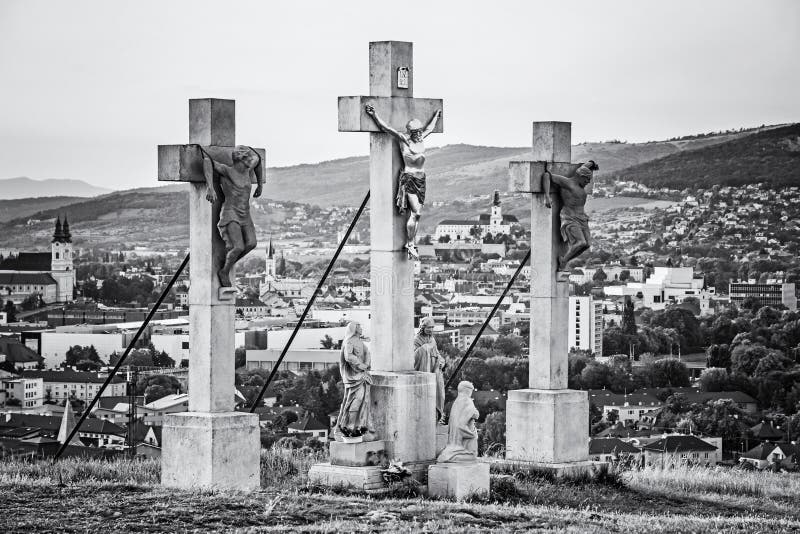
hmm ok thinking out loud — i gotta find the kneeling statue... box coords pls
[437,381,480,463]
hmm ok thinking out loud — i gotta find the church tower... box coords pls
[489,190,503,231]
[51,215,75,302]
[265,236,277,280]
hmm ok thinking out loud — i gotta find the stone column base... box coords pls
[428,462,490,500]
[162,412,260,490]
[369,371,436,464]
[491,458,608,479]
[330,440,392,467]
[505,388,589,463]
[308,463,387,493]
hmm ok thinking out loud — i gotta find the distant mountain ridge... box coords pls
[607,124,800,189]
[0,124,794,249]
[0,177,112,200]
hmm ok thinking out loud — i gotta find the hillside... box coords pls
[0,196,86,222]
[609,123,800,189]
[0,177,112,200]
[0,126,786,249]
[266,128,763,207]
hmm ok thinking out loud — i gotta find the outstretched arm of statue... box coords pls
[203,156,219,203]
[365,104,404,142]
[250,147,264,198]
[422,109,441,139]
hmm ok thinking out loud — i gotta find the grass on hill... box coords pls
[1,449,800,532]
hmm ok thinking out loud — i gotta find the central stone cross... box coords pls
[156,99,263,489]
[338,41,442,466]
[504,122,593,472]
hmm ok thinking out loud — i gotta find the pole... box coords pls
[444,249,531,390]
[249,191,370,412]
[54,254,189,461]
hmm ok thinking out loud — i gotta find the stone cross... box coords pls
[504,122,592,469]
[338,41,442,465]
[156,98,262,489]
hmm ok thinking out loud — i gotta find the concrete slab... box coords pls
[330,440,392,467]
[428,462,490,500]
[506,388,589,464]
[161,412,260,490]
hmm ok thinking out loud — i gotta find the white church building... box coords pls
[434,191,518,242]
[0,216,76,304]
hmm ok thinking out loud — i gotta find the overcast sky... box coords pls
[0,0,797,191]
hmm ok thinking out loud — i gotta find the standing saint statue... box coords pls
[198,145,264,287]
[437,381,480,463]
[543,160,599,272]
[335,321,375,440]
[413,316,445,423]
[365,104,442,260]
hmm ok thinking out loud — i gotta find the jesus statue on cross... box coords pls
[365,104,441,260]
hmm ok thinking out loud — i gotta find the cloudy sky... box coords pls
[0,0,797,191]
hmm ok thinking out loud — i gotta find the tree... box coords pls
[698,367,730,392]
[619,269,631,282]
[731,343,773,375]
[20,294,41,311]
[593,268,608,283]
[649,308,703,353]
[646,359,690,387]
[3,301,16,323]
[64,345,102,368]
[136,374,181,402]
[235,347,247,369]
[622,297,637,335]
[580,361,613,389]
[320,335,342,350]
[492,335,524,358]
[706,344,731,369]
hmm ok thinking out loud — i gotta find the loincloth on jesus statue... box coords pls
[560,212,590,243]
[395,171,426,213]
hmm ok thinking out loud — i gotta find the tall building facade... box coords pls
[569,296,604,355]
[729,282,797,311]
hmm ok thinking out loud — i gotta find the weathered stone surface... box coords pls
[162,412,260,490]
[531,121,571,162]
[428,462,490,500]
[370,251,414,370]
[436,424,449,456]
[369,41,414,97]
[330,440,392,467]
[307,463,387,493]
[505,389,589,464]
[158,144,266,183]
[490,458,606,479]
[529,281,569,389]
[189,98,235,146]
[338,96,443,133]
[370,371,436,463]
[508,161,579,194]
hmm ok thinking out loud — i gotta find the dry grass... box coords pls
[1,451,800,532]
[623,463,800,500]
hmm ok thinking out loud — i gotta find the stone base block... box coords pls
[330,440,392,467]
[506,389,589,463]
[428,462,490,500]
[308,463,386,493]
[162,412,260,490]
[491,458,608,479]
[370,371,436,463]
[435,424,448,456]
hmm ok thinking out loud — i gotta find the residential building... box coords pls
[0,338,44,370]
[589,437,642,463]
[604,267,711,312]
[287,413,329,442]
[740,442,797,470]
[642,435,720,466]
[246,348,340,373]
[21,370,127,403]
[0,376,44,408]
[569,296,603,355]
[729,281,797,311]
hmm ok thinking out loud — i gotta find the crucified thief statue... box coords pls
[365,104,441,260]
[198,145,263,287]
[543,160,599,272]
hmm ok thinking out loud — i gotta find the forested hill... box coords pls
[607,123,800,189]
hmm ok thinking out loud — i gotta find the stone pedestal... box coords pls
[162,412,260,490]
[307,464,387,493]
[506,389,589,464]
[370,371,436,466]
[428,462,490,500]
[330,440,392,467]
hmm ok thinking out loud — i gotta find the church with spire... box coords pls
[0,216,76,304]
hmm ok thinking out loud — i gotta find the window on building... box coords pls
[182,342,189,350]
